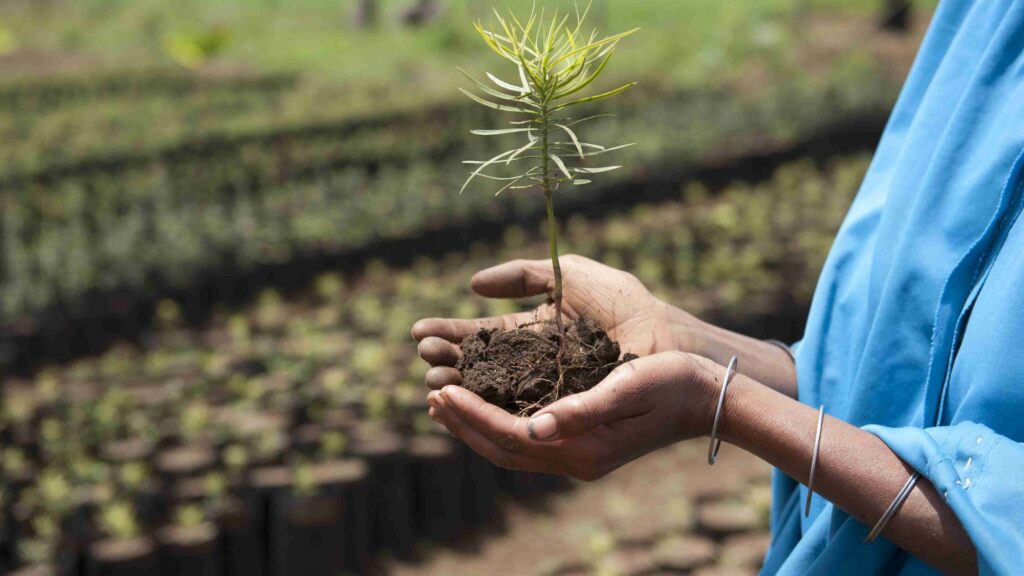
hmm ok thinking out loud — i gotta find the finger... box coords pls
[470,259,555,299]
[527,358,651,442]
[427,390,442,408]
[439,385,562,460]
[425,367,462,390]
[418,337,462,367]
[411,314,534,343]
[432,391,557,474]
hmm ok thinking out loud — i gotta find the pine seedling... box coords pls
[459,2,637,389]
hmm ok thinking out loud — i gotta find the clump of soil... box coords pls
[456,317,638,415]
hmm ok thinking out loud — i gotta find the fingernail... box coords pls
[442,386,460,403]
[528,413,559,441]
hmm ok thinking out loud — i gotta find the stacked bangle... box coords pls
[864,471,922,543]
[707,356,739,466]
[740,341,917,540]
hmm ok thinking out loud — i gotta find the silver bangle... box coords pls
[805,405,825,517]
[765,339,796,363]
[864,471,921,543]
[707,356,739,466]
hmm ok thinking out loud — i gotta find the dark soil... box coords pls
[456,317,638,415]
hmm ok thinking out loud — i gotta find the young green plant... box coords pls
[459,3,637,392]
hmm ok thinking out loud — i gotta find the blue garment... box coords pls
[763,1,1024,574]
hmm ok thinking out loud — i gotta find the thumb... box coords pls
[526,359,645,442]
[471,259,554,299]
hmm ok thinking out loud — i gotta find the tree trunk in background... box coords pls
[880,0,912,32]
[353,0,378,29]
[400,0,444,27]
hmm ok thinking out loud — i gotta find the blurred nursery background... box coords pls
[0,0,930,574]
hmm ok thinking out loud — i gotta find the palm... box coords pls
[529,256,679,357]
[412,256,694,391]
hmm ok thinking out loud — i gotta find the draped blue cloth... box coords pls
[763,1,1024,574]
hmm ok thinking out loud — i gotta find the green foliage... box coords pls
[292,462,318,497]
[173,504,206,528]
[156,299,183,328]
[319,431,347,459]
[99,500,140,540]
[18,514,59,564]
[0,153,869,562]
[180,401,212,441]
[460,3,639,378]
[203,471,228,501]
[117,462,150,491]
[223,443,250,473]
[164,25,232,69]
[37,469,72,514]
[254,428,287,462]
[0,18,904,568]
[460,3,637,196]
[0,0,915,101]
[0,57,897,333]
[2,447,29,477]
[314,273,346,304]
[0,21,15,55]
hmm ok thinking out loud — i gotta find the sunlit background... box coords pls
[0,1,928,574]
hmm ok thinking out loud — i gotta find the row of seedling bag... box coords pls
[1,392,567,576]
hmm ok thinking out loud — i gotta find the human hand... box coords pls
[411,255,705,389]
[425,352,721,480]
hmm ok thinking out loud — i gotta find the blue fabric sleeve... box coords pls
[864,422,1024,576]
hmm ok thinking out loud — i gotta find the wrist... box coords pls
[664,305,799,398]
[660,299,735,367]
[680,353,728,440]
[715,372,799,451]
[716,373,756,447]
[660,300,711,355]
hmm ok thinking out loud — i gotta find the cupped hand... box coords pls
[426,352,722,480]
[411,255,704,390]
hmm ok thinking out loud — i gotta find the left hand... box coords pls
[427,352,721,480]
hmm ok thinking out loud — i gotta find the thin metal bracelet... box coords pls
[707,356,739,466]
[864,471,922,543]
[805,405,825,517]
[765,339,796,363]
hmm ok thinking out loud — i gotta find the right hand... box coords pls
[411,255,706,390]
[422,351,722,480]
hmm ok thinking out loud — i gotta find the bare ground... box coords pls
[381,440,771,576]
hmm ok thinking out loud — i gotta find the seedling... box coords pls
[37,469,72,516]
[201,472,227,501]
[319,431,348,460]
[293,462,319,497]
[117,461,151,492]
[173,504,206,529]
[98,500,140,540]
[254,428,287,463]
[1,447,30,480]
[223,443,251,477]
[459,2,637,389]
[364,387,396,421]
[19,513,60,566]
[180,401,212,442]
